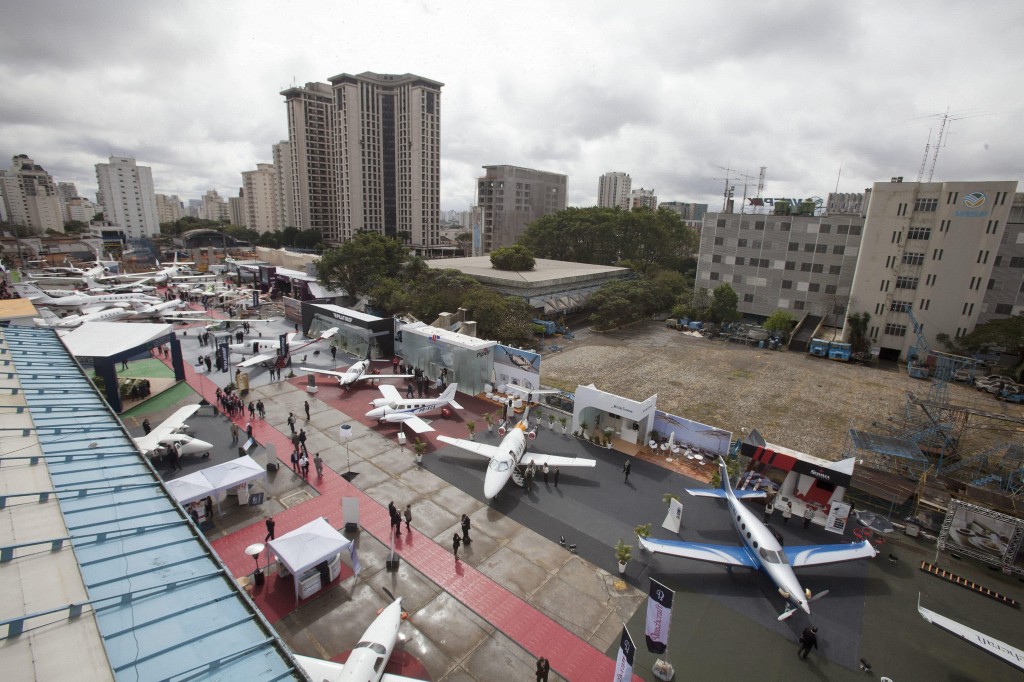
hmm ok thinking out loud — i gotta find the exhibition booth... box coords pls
[304,302,396,358]
[267,517,353,602]
[570,383,657,447]
[165,455,268,522]
[398,321,495,396]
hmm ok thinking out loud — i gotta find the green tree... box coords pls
[587,279,655,330]
[316,232,407,299]
[846,311,871,354]
[461,287,535,344]
[763,309,796,339]
[961,315,1024,380]
[405,268,481,321]
[455,231,473,255]
[648,269,691,314]
[707,284,741,324]
[63,220,88,234]
[490,244,535,271]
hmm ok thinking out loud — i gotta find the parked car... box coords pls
[976,375,1017,394]
[952,368,975,383]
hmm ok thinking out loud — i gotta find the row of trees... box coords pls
[159,218,326,251]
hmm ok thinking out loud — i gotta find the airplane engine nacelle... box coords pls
[804,588,812,600]
[778,587,792,599]
[498,425,507,436]
[527,429,537,441]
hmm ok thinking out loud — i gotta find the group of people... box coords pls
[521,462,560,493]
[452,513,472,559]
[388,501,413,538]
[215,387,246,418]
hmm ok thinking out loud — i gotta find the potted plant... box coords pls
[484,412,494,433]
[614,539,632,573]
[634,523,652,550]
[559,416,568,434]
[579,420,588,440]
[548,414,556,430]
[413,437,426,464]
[603,427,614,447]
[466,420,476,441]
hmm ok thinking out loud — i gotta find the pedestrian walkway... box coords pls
[164,354,637,681]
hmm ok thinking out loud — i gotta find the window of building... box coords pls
[808,283,820,293]
[712,254,722,263]
[833,245,845,255]
[820,224,831,234]
[738,239,748,248]
[932,249,944,260]
[752,240,762,249]
[902,252,925,266]
[850,225,862,236]
[793,300,805,310]
[743,294,754,303]
[884,323,908,337]
[714,237,724,246]
[812,263,824,273]
[735,257,746,266]
[755,221,765,230]
[890,300,912,313]
[825,284,837,294]
[995,303,1013,315]
[756,258,770,267]
[785,261,796,270]
[837,224,849,235]
[788,242,799,251]
[801,263,812,272]
[782,280,793,289]
[717,219,726,227]
[914,198,938,212]
[1010,256,1024,268]
[780,222,791,231]
[895,276,919,290]
[829,265,841,275]
[815,243,827,253]
[907,227,931,240]
[710,272,720,280]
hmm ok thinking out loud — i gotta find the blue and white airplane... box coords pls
[639,456,877,620]
[366,383,463,434]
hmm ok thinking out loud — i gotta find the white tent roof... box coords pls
[164,472,215,505]
[59,321,173,358]
[268,517,350,580]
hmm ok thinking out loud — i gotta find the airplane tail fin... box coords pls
[717,456,732,492]
[14,282,52,302]
[35,308,61,326]
[442,383,463,410]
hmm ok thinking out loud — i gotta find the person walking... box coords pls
[330,345,337,363]
[623,459,631,483]
[304,400,310,420]
[535,656,550,682]
[406,382,415,398]
[403,504,412,532]
[256,399,265,419]
[452,533,462,560]
[265,516,276,541]
[764,499,775,524]
[298,429,308,455]
[169,443,183,472]
[553,466,560,488]
[803,505,815,529]
[290,449,300,473]
[287,412,296,434]
[142,418,152,435]
[782,500,793,524]
[300,453,309,479]
[246,422,253,439]
[798,627,818,660]
[230,422,239,445]
[461,513,472,544]
[248,402,255,420]
[313,452,324,478]
[542,463,549,484]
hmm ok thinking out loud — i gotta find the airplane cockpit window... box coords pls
[758,547,782,564]
[354,641,387,655]
[374,656,384,672]
[488,459,511,472]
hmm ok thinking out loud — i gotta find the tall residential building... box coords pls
[57,181,79,203]
[845,180,1017,359]
[229,192,246,227]
[241,163,279,233]
[282,71,444,245]
[272,141,294,229]
[598,172,631,210]
[64,197,101,224]
[95,156,160,238]
[155,194,184,224]
[477,165,567,252]
[630,187,658,211]
[0,155,65,233]
[978,193,1024,323]
[660,201,708,221]
[201,189,230,222]
[187,199,202,218]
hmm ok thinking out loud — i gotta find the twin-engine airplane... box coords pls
[228,328,338,368]
[295,592,422,682]
[365,383,463,434]
[300,347,414,390]
[437,408,596,499]
[133,404,213,460]
[639,457,877,620]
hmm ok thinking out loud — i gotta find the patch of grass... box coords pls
[728,369,754,380]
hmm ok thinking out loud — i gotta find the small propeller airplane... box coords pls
[133,404,213,460]
[437,407,596,499]
[638,456,877,620]
[294,590,422,682]
[228,328,339,368]
[300,347,414,390]
[365,383,463,434]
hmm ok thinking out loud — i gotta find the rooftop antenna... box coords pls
[916,130,932,183]
[757,166,766,198]
[834,162,843,193]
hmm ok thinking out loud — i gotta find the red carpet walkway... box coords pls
[163,343,638,681]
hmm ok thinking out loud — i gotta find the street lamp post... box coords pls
[339,423,353,480]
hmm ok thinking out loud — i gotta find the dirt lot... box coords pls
[540,321,1022,461]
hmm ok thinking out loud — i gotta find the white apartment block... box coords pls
[229,194,245,227]
[95,157,160,238]
[598,172,631,210]
[201,189,230,222]
[155,194,184,224]
[846,180,1018,360]
[477,165,567,252]
[282,72,444,245]
[630,187,658,211]
[0,155,65,233]
[978,193,1024,324]
[57,181,78,203]
[65,197,101,223]
[272,141,294,229]
[242,163,279,233]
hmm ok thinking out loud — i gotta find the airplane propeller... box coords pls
[778,589,830,621]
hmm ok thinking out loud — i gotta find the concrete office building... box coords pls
[598,171,631,210]
[229,192,246,227]
[64,197,101,224]
[630,187,658,211]
[95,157,160,238]
[242,163,279,233]
[846,180,1017,360]
[187,199,202,218]
[0,155,65,233]
[201,189,230,223]
[660,201,708,222]
[477,165,567,252]
[978,193,1024,324]
[155,194,184,224]
[696,210,865,323]
[272,141,294,229]
[57,181,79,203]
[282,72,443,245]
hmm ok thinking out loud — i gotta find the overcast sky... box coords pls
[3,1,1022,214]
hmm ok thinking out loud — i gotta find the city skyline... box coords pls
[2,1,1022,217]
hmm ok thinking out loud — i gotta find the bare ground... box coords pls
[540,321,1022,461]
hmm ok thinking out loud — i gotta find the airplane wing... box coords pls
[521,453,596,468]
[384,413,433,433]
[319,327,339,340]
[436,435,502,458]
[294,655,424,682]
[238,352,277,368]
[151,404,201,440]
[918,595,1024,672]
[376,384,403,403]
[299,366,350,380]
[686,488,766,500]
[638,535,758,568]
[783,539,877,568]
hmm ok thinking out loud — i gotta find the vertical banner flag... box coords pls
[217,341,230,373]
[645,578,674,654]
[348,542,361,577]
[278,333,289,361]
[252,289,260,309]
[662,497,683,534]
[613,625,635,682]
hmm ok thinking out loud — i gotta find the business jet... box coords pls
[301,347,414,390]
[33,306,137,329]
[365,384,463,434]
[228,328,339,368]
[638,457,877,620]
[14,282,160,312]
[130,298,187,318]
[437,408,596,499]
[82,276,157,294]
[133,404,213,459]
[295,593,422,682]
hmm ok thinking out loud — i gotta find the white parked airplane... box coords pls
[365,384,463,434]
[301,347,414,390]
[437,408,596,498]
[82,276,156,294]
[638,457,877,620]
[294,594,421,682]
[131,298,187,318]
[133,404,213,459]
[33,306,137,329]
[14,282,160,312]
[228,328,339,368]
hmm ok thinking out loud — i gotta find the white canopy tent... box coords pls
[268,517,353,602]
[165,472,215,505]
[164,455,267,507]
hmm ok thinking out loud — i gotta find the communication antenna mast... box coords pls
[757,166,766,198]
[927,109,953,182]
[916,129,932,183]
[714,163,733,212]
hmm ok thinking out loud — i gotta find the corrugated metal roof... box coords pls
[2,326,304,681]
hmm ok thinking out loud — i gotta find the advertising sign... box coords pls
[825,501,851,535]
[494,344,541,391]
[939,500,1024,573]
[612,626,635,682]
[644,579,674,654]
